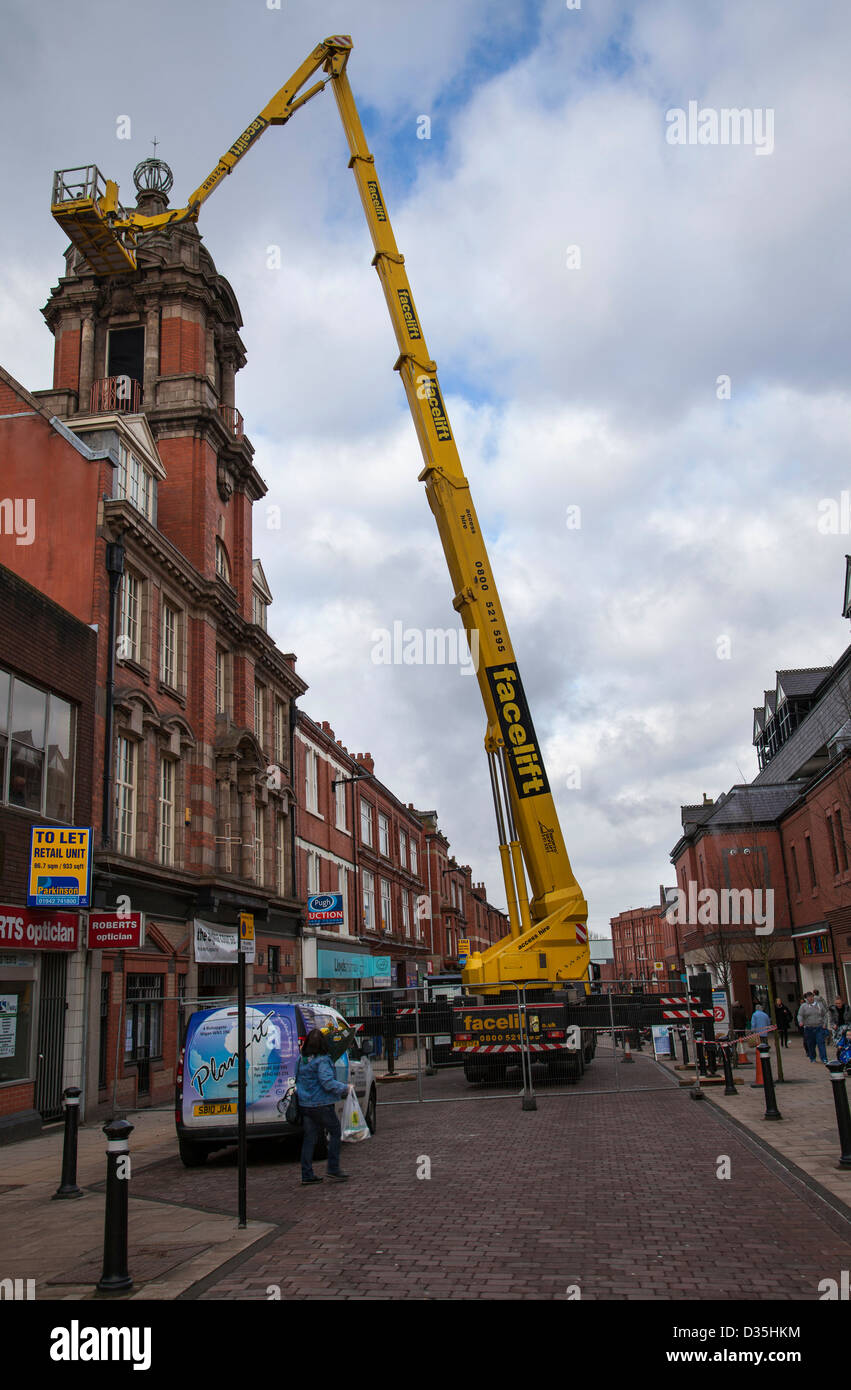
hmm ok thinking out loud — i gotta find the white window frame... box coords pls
[254,681,265,745]
[305,746,318,814]
[362,869,375,930]
[275,699,287,765]
[276,813,286,896]
[334,777,347,831]
[378,812,390,858]
[360,798,373,847]
[116,441,155,522]
[118,571,141,664]
[158,756,175,866]
[215,538,231,582]
[115,735,136,856]
[338,865,348,934]
[399,830,407,868]
[252,590,268,630]
[402,890,411,938]
[160,601,178,688]
[380,877,392,934]
[409,839,418,877]
[255,806,265,884]
[307,849,320,895]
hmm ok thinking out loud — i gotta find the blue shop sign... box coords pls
[317,949,391,980]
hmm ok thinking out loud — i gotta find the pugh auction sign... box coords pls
[28,827,92,909]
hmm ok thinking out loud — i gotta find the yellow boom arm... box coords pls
[51,36,590,988]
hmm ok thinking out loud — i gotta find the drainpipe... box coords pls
[290,699,300,985]
[101,539,125,848]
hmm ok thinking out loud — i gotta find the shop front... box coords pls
[0,904,85,1142]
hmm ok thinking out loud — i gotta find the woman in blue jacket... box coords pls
[295,1028,353,1185]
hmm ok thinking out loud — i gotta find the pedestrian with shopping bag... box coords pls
[341,1087,371,1143]
[295,1028,355,1185]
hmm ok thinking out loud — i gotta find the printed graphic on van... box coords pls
[182,1003,350,1127]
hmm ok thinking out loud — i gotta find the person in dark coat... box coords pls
[774,998,792,1047]
[731,1001,747,1033]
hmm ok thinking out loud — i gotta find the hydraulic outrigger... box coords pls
[51,34,590,994]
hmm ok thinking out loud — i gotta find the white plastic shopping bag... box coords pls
[341,1088,370,1143]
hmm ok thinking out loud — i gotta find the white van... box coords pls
[175,996,376,1167]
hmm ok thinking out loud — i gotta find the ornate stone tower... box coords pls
[38,158,262,624]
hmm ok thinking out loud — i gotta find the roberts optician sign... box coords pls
[0,905,80,951]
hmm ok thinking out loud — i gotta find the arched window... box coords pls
[215,538,231,582]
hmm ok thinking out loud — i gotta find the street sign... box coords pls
[653,961,664,972]
[458,936,470,965]
[712,989,730,1030]
[87,911,145,950]
[238,912,255,962]
[28,827,92,909]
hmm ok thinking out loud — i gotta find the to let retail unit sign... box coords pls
[28,827,92,909]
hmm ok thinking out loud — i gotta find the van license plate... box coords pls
[193,1102,237,1116]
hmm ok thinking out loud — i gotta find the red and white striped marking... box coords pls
[395,1008,417,1015]
[452,1042,570,1054]
[574,923,588,944]
[660,996,699,1006]
[662,1008,714,1019]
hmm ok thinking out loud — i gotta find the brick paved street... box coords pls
[2,1044,849,1302]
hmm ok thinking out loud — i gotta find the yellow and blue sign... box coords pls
[28,827,92,908]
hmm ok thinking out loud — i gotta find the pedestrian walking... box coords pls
[750,1004,771,1036]
[731,1001,747,1033]
[774,998,792,1047]
[797,992,829,1064]
[829,997,851,1030]
[295,1028,354,1186]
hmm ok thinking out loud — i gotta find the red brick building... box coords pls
[294,712,430,991]
[418,812,508,970]
[0,160,306,1118]
[0,565,97,1141]
[609,903,673,990]
[669,635,851,1014]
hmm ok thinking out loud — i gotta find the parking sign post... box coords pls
[237,912,254,1229]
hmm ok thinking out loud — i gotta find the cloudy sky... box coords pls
[3,0,851,934]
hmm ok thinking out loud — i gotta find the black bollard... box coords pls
[826,1062,851,1169]
[96,1118,134,1294]
[720,1043,738,1096]
[706,1041,719,1076]
[679,1029,690,1066]
[696,1032,708,1076]
[758,1043,782,1121]
[53,1087,84,1200]
[667,1027,676,1060]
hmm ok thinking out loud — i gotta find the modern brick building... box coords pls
[0,159,306,1118]
[0,565,97,1141]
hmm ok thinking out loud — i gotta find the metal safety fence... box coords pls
[92,978,719,1119]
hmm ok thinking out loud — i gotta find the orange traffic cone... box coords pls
[750,1043,764,1088]
[622,1037,634,1063]
[736,1034,749,1066]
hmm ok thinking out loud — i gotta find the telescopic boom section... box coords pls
[325,65,589,988]
[49,34,589,988]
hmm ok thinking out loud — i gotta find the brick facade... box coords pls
[0,565,96,1140]
[0,169,307,1121]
